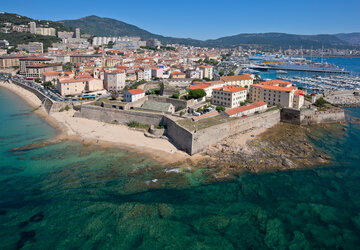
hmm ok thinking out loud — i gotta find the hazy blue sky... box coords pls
[1,0,359,40]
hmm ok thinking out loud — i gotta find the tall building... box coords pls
[75,28,80,39]
[29,22,36,34]
[146,38,161,49]
[36,27,56,36]
[104,70,126,91]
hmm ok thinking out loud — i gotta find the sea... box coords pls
[1,57,360,249]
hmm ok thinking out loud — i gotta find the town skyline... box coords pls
[2,0,360,40]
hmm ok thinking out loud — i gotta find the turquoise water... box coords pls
[1,84,360,249]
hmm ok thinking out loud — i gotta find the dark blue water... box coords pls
[1,80,360,249]
[259,56,360,86]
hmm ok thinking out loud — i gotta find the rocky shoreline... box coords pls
[325,90,360,107]
[189,122,345,180]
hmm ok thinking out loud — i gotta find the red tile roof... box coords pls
[252,84,293,92]
[127,89,144,95]
[214,85,246,93]
[187,83,211,90]
[220,74,252,82]
[192,112,218,121]
[171,71,185,75]
[224,101,267,116]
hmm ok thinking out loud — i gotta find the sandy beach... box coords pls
[0,81,267,163]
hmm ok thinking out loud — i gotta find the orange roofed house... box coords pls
[170,71,186,79]
[124,89,145,102]
[212,85,247,108]
[249,80,304,109]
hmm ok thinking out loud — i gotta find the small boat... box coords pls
[276,70,288,74]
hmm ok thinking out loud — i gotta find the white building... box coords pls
[249,80,304,109]
[220,74,253,87]
[104,70,126,91]
[143,68,152,81]
[212,85,247,108]
[223,101,268,117]
[123,89,145,102]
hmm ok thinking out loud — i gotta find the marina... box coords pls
[276,74,360,92]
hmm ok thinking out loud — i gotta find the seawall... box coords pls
[78,105,281,155]
[191,110,280,154]
[78,105,165,125]
[281,108,345,125]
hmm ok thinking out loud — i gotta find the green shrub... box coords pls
[216,105,226,112]
[171,93,179,99]
[315,97,327,107]
[188,89,206,99]
[127,121,149,129]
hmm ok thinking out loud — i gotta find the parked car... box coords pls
[193,112,201,116]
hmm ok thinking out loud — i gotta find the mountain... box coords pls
[59,16,359,49]
[205,33,353,49]
[335,33,360,45]
[58,15,205,47]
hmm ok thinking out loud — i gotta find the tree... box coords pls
[219,71,225,76]
[34,78,41,83]
[111,91,119,100]
[171,93,179,99]
[315,97,327,107]
[63,62,74,71]
[43,81,53,89]
[216,105,226,112]
[227,72,235,76]
[191,78,203,83]
[245,85,248,89]
[188,89,206,99]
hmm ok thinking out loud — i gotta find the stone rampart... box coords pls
[79,105,164,125]
[163,116,194,154]
[281,108,345,125]
[191,110,280,154]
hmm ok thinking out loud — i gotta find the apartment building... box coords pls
[25,63,63,79]
[186,68,203,79]
[104,70,126,91]
[199,65,213,80]
[220,74,253,87]
[212,85,247,108]
[17,42,43,53]
[152,68,163,79]
[143,68,152,81]
[0,56,24,69]
[249,80,304,108]
[57,77,103,96]
[36,27,56,36]
[19,57,53,74]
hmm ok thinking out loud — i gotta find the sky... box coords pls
[1,0,360,40]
